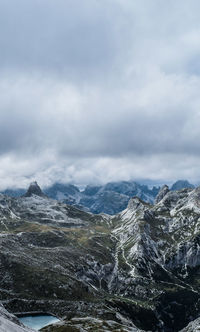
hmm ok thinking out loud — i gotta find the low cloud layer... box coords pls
[0,0,200,189]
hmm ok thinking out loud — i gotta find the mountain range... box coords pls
[0,181,200,331]
[1,179,195,215]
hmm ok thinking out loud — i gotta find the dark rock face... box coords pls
[24,181,46,198]
[1,186,200,331]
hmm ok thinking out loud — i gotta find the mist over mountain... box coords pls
[1,0,200,331]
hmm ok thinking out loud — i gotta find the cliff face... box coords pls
[0,186,200,331]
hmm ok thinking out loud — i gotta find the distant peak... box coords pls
[24,181,46,198]
[171,180,195,191]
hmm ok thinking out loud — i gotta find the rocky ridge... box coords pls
[1,179,196,215]
[1,180,160,215]
[45,181,160,214]
[0,183,200,331]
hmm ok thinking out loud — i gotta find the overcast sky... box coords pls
[0,0,200,189]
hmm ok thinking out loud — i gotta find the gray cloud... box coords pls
[0,0,200,189]
[0,0,124,80]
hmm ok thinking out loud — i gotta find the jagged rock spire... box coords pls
[24,181,46,198]
[155,185,169,204]
[127,196,144,210]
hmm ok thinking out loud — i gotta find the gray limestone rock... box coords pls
[155,184,170,204]
[179,317,200,332]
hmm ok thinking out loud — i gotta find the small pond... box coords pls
[18,314,60,330]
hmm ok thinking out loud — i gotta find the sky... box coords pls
[1,0,200,189]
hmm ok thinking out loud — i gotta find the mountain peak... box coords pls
[171,179,195,191]
[127,196,146,210]
[155,184,169,204]
[24,181,46,198]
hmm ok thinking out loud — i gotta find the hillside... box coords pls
[0,183,200,330]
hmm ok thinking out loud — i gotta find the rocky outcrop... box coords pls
[179,317,200,332]
[41,307,145,332]
[24,181,46,198]
[154,184,169,204]
[0,304,33,331]
[1,186,200,331]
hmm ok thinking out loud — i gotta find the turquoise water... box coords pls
[18,315,60,330]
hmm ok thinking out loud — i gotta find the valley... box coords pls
[0,182,200,331]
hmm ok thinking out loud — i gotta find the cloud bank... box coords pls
[0,0,200,189]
